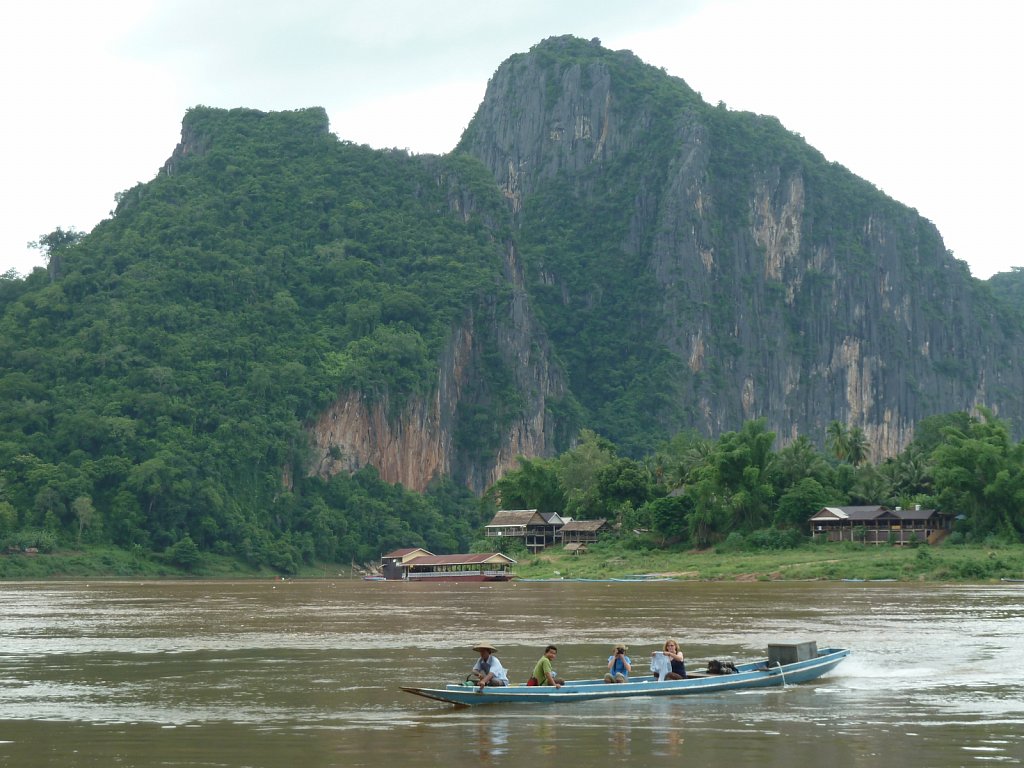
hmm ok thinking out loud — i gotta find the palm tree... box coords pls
[663,436,711,489]
[826,420,850,462]
[846,426,870,467]
[850,466,892,505]
[772,435,832,488]
[881,446,932,498]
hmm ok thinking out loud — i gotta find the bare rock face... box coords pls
[307,35,1024,488]
[457,35,1024,462]
[308,240,566,494]
[309,390,451,492]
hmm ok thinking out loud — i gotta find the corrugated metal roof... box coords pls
[891,508,942,521]
[809,506,947,523]
[810,506,890,522]
[810,507,849,521]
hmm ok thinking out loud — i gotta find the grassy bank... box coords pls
[510,540,1024,582]
[2,541,1022,582]
[0,546,309,581]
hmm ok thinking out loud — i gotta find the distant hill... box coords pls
[2,36,1022,568]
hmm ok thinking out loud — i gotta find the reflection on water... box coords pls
[0,580,1022,767]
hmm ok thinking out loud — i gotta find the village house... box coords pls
[809,505,953,545]
[484,509,608,553]
[558,519,610,547]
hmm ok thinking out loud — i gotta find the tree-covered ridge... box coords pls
[1,107,514,568]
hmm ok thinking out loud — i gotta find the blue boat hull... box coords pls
[401,647,850,706]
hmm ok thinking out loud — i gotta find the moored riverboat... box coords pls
[380,548,516,582]
[401,644,849,706]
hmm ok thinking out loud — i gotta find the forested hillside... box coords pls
[0,107,517,568]
[2,37,1023,572]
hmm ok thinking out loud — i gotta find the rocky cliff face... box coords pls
[308,236,567,494]
[457,35,1024,462]
[306,35,1023,491]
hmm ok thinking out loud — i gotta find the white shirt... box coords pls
[473,654,509,685]
[650,652,672,680]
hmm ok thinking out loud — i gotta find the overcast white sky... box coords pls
[1,0,1020,279]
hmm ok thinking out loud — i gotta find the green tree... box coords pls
[644,493,692,545]
[769,435,834,494]
[930,408,1024,541]
[911,411,974,454]
[656,430,712,489]
[826,420,850,462]
[594,457,653,523]
[28,227,84,282]
[775,477,833,530]
[846,426,870,467]
[849,466,891,505]
[706,419,777,532]
[485,457,566,515]
[555,429,617,518]
[687,465,728,549]
[72,495,96,545]
[0,500,17,536]
[879,445,932,505]
[166,535,201,570]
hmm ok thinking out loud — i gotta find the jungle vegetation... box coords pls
[482,410,1024,557]
[1,108,504,571]
[2,87,1023,576]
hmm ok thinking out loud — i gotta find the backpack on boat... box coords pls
[707,659,738,675]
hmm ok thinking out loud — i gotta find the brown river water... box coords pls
[0,579,1022,767]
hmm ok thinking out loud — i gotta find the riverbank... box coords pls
[2,540,1022,582]
[0,546,288,580]
[508,540,1024,582]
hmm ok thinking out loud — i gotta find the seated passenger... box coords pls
[532,644,564,687]
[604,644,632,683]
[651,638,686,680]
[469,643,509,688]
